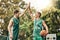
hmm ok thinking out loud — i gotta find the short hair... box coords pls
[14,10,19,14]
[37,12,41,17]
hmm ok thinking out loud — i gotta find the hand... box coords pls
[10,33,13,40]
[28,2,30,9]
[27,2,30,9]
[28,3,31,10]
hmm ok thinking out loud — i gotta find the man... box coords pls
[7,4,29,40]
[28,3,48,40]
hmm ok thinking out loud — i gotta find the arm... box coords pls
[28,4,35,20]
[42,21,48,33]
[28,8,33,17]
[8,19,13,35]
[19,4,29,17]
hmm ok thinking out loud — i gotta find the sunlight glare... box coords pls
[23,0,51,11]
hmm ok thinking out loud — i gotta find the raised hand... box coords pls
[28,2,30,9]
[19,2,31,17]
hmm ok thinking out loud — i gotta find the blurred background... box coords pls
[0,0,60,40]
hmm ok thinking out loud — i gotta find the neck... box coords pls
[36,17,40,20]
[14,15,18,18]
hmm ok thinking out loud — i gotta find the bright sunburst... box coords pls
[23,0,52,11]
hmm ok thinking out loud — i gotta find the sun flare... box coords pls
[23,0,52,11]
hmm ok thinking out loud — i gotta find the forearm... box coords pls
[8,26,12,34]
[28,8,32,14]
[43,21,48,32]
[28,8,33,19]
[45,26,48,31]
[8,26,13,39]
[24,6,29,13]
[20,6,29,17]
[29,10,35,21]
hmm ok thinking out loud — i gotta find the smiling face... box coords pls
[35,12,41,18]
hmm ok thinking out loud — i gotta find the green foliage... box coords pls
[55,0,60,9]
[0,0,60,40]
[42,9,60,36]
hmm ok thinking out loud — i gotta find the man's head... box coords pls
[35,12,41,18]
[14,10,20,18]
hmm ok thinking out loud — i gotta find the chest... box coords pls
[13,18,20,25]
[34,19,42,26]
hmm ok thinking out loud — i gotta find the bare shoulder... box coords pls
[9,18,13,23]
[8,18,13,27]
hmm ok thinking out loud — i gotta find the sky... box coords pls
[23,0,52,11]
